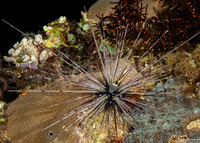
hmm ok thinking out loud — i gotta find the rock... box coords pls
[88,0,169,23]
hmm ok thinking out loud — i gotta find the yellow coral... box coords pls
[168,134,189,143]
[43,16,71,48]
[187,119,200,130]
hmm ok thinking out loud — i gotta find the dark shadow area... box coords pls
[0,0,97,60]
[0,0,97,102]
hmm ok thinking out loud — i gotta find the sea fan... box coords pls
[1,12,200,143]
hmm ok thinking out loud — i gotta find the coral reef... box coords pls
[4,15,93,66]
[0,101,6,123]
[1,1,200,142]
[88,0,167,23]
[166,43,200,96]
[187,119,200,130]
[2,81,80,143]
[75,111,128,143]
[4,34,51,66]
[0,101,8,142]
[124,79,200,142]
[3,15,96,90]
[100,0,200,52]
[88,0,120,23]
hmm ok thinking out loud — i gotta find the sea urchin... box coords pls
[1,11,200,143]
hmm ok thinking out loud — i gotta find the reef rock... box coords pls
[88,0,168,23]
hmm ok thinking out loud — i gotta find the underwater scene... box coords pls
[0,0,200,142]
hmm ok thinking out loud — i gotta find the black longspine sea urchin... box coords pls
[1,8,200,143]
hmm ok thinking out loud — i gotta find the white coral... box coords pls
[58,16,67,24]
[13,42,20,49]
[6,26,56,67]
[39,50,48,63]
[34,34,44,44]
[22,55,30,62]
[12,46,23,57]
[6,37,40,65]
[43,26,53,31]
[31,55,38,65]
[8,48,15,55]
[39,50,52,63]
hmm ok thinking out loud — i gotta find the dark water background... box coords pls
[0,0,97,60]
[0,0,97,102]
